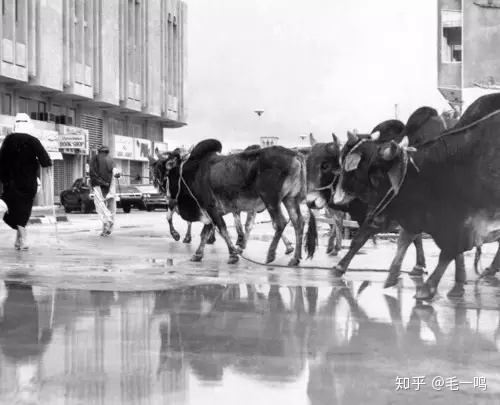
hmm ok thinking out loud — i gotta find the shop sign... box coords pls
[134,138,152,162]
[59,126,89,154]
[0,125,13,148]
[153,141,168,157]
[114,135,134,159]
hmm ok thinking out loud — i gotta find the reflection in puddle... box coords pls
[0,280,499,404]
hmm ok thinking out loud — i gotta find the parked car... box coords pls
[116,185,143,213]
[135,184,168,211]
[60,178,95,213]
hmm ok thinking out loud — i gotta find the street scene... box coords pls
[1,0,500,404]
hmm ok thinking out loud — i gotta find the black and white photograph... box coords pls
[0,0,499,404]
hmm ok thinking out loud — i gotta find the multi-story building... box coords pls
[0,0,187,206]
[437,0,500,112]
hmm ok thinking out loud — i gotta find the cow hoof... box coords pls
[266,253,276,264]
[328,250,339,257]
[171,232,180,242]
[331,265,345,278]
[182,236,191,244]
[227,255,239,264]
[190,254,203,262]
[447,283,465,298]
[236,247,243,254]
[288,257,300,267]
[384,274,401,289]
[206,238,216,245]
[409,265,426,277]
[414,283,437,301]
[482,267,499,278]
[285,246,294,255]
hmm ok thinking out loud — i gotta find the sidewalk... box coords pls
[30,205,69,224]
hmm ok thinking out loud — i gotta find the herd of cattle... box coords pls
[148,93,500,302]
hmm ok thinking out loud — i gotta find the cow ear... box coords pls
[344,153,361,172]
[309,133,317,146]
[379,141,399,161]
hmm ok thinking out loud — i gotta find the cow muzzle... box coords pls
[306,192,326,209]
[332,184,354,206]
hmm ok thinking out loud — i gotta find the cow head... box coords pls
[333,134,415,207]
[148,149,182,194]
[305,133,341,209]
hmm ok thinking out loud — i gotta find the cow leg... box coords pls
[238,211,257,251]
[282,196,305,267]
[264,203,288,264]
[280,233,295,255]
[206,226,216,244]
[190,224,214,262]
[209,212,240,264]
[183,222,192,244]
[447,254,466,298]
[166,207,180,241]
[482,242,500,277]
[233,212,245,249]
[414,251,454,301]
[409,233,426,276]
[332,222,377,277]
[384,228,420,289]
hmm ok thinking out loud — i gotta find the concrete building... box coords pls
[0,0,187,206]
[437,0,500,112]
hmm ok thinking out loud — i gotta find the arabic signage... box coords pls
[34,130,60,153]
[114,135,134,160]
[153,141,168,157]
[59,126,89,154]
[134,138,152,162]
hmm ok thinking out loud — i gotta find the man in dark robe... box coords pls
[0,113,52,250]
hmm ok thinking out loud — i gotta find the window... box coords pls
[1,93,12,115]
[3,0,14,41]
[15,0,25,44]
[68,108,76,124]
[84,0,92,67]
[167,14,173,95]
[38,101,46,114]
[173,18,178,97]
[442,10,462,63]
[109,118,125,135]
[52,104,62,116]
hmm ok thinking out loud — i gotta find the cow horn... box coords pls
[371,131,380,141]
[347,131,358,144]
[309,133,317,146]
[332,132,340,146]
[399,136,409,149]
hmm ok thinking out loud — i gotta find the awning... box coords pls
[49,151,64,160]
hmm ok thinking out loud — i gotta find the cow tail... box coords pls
[304,209,318,259]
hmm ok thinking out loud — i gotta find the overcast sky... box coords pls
[167,0,450,151]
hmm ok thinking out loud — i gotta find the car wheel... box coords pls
[64,204,72,213]
[146,205,154,212]
[122,204,131,214]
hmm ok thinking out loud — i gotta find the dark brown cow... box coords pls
[150,139,306,265]
[333,95,500,300]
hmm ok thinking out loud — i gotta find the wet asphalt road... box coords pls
[1,210,500,404]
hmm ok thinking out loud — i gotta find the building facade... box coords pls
[260,136,279,148]
[0,0,187,206]
[437,0,500,112]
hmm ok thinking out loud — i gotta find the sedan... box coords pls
[60,178,95,213]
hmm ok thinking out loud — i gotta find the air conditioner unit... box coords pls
[37,112,49,121]
[30,112,38,120]
[56,115,73,126]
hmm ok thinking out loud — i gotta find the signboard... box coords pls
[134,138,152,162]
[0,125,13,148]
[38,130,60,153]
[59,126,89,155]
[114,135,134,159]
[153,141,168,157]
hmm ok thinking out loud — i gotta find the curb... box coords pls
[29,215,69,225]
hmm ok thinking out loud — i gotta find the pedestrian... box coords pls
[89,145,121,236]
[0,113,52,250]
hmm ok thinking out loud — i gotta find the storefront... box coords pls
[113,135,154,185]
[54,126,89,202]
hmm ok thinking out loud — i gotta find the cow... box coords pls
[158,146,295,255]
[332,94,500,300]
[150,139,306,265]
[304,121,429,280]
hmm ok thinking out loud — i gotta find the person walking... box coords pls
[0,113,52,250]
[89,145,121,236]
